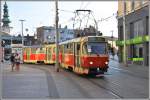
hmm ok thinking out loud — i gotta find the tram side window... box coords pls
[77,44,80,51]
[31,48,36,54]
[65,43,73,54]
[76,44,80,55]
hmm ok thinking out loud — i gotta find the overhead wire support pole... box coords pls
[0,0,2,99]
[111,30,114,60]
[19,19,25,63]
[123,1,127,67]
[55,0,59,72]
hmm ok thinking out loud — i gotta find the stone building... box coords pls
[117,0,149,66]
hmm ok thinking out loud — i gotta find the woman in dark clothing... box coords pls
[15,53,20,71]
[10,53,15,71]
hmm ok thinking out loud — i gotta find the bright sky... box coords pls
[2,1,118,37]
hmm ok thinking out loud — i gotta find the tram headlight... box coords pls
[89,61,93,65]
[105,61,108,64]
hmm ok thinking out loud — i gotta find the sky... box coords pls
[1,1,118,37]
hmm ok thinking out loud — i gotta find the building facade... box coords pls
[117,1,149,66]
[36,26,74,44]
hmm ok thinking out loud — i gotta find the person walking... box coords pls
[10,53,15,71]
[15,53,21,71]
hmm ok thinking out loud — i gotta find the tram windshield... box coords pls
[83,42,107,55]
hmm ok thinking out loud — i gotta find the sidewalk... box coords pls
[109,57,149,79]
[2,63,51,99]
[1,63,92,99]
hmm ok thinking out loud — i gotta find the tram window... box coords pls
[84,42,107,54]
[31,48,36,54]
[66,44,73,54]
[40,47,42,50]
[77,44,80,50]
[82,43,88,55]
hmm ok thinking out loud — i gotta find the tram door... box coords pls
[74,43,80,67]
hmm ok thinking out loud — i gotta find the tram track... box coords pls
[50,66,123,98]
[60,69,123,99]
[22,63,148,98]
[25,64,92,98]
[85,78,123,99]
[63,69,123,99]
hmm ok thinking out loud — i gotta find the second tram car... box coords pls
[23,36,109,75]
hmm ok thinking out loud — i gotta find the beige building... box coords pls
[118,0,149,17]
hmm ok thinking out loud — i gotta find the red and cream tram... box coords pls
[23,36,109,75]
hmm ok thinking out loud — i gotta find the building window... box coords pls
[133,44,143,58]
[133,19,144,37]
[146,16,149,35]
[141,0,147,5]
[131,0,134,11]
[124,1,126,13]
[119,26,123,40]
[130,23,134,38]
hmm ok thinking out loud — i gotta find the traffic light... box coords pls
[1,40,5,47]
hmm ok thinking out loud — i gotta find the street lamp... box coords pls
[19,19,25,63]
[19,19,25,46]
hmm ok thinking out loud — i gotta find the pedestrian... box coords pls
[15,53,21,71]
[10,53,15,71]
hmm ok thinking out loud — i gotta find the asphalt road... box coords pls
[2,59,149,99]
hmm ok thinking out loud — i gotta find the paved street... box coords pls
[1,58,149,99]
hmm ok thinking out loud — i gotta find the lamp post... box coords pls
[19,20,25,46]
[0,1,2,99]
[19,19,25,63]
[111,30,114,60]
[9,26,13,47]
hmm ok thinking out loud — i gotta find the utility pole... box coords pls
[19,19,25,46]
[123,1,128,67]
[0,0,2,62]
[55,0,59,72]
[19,19,25,63]
[0,0,2,99]
[111,30,114,60]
